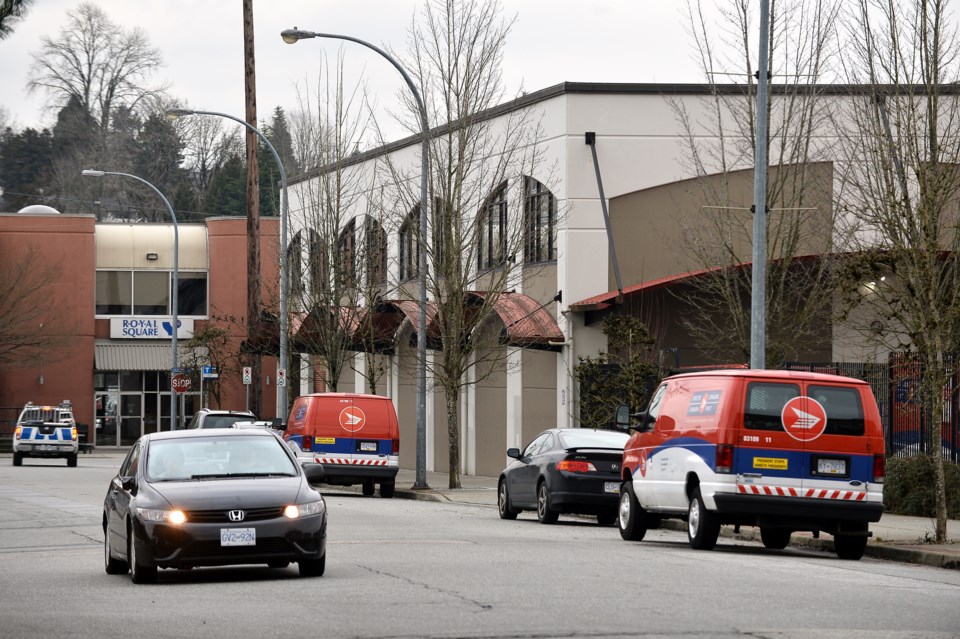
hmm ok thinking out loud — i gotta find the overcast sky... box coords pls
[1,0,714,138]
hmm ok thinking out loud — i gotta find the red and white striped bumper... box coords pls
[736,484,867,501]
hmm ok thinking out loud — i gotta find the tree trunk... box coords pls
[242,0,262,417]
[446,389,461,489]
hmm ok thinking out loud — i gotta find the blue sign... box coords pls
[202,365,219,379]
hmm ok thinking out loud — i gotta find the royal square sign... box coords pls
[110,317,195,339]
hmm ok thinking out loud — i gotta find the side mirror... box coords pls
[615,405,632,431]
[507,447,521,460]
[272,417,286,431]
[121,476,137,491]
[302,462,325,483]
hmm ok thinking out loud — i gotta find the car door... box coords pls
[511,432,550,508]
[106,442,140,554]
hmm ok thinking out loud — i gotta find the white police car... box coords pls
[12,400,79,467]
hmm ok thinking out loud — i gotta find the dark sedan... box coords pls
[103,428,327,584]
[498,428,629,525]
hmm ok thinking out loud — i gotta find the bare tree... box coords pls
[833,0,960,543]
[384,0,556,488]
[27,2,165,132]
[669,0,842,366]
[171,106,242,211]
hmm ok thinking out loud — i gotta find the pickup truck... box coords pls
[13,400,79,467]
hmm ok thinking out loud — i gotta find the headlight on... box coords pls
[136,507,187,524]
[284,500,325,518]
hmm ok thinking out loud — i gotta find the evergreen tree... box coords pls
[0,127,54,211]
[132,113,186,220]
[204,153,246,216]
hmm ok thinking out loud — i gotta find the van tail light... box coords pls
[392,438,399,455]
[556,460,598,473]
[71,425,78,441]
[873,454,885,483]
[14,426,21,440]
[716,445,734,474]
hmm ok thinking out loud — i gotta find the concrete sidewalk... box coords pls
[383,468,960,570]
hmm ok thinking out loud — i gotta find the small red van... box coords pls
[284,393,400,498]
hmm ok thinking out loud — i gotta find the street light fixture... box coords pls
[165,107,290,419]
[281,27,430,489]
[82,169,180,431]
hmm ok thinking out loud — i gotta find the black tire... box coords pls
[687,487,720,550]
[362,480,375,496]
[497,479,519,520]
[299,554,326,577]
[268,560,290,569]
[760,527,792,550]
[618,482,647,541]
[597,511,617,527]
[834,533,868,560]
[67,453,78,467]
[380,480,395,499]
[12,452,22,467]
[128,522,157,584]
[104,522,127,575]
[536,481,559,524]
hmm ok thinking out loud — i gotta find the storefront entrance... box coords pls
[94,371,198,447]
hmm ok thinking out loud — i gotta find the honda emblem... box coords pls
[228,510,245,522]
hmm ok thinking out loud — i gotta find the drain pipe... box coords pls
[585,132,624,303]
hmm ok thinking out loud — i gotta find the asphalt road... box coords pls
[2,456,960,639]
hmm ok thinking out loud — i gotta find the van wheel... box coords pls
[618,482,647,541]
[13,452,23,467]
[536,481,558,524]
[362,480,375,496]
[760,527,792,550]
[498,479,519,520]
[687,487,720,550]
[834,533,868,560]
[380,480,395,498]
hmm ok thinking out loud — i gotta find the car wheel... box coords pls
[597,511,617,527]
[618,482,647,541]
[128,522,157,584]
[268,560,290,569]
[299,554,326,577]
[104,522,126,575]
[380,480,395,499]
[687,487,720,550]
[536,481,559,524]
[67,453,78,468]
[362,480,375,496]
[497,479,519,520]
[12,452,22,467]
[834,533,868,560]
[760,527,792,550]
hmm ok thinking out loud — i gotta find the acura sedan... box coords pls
[103,428,327,584]
[498,428,629,525]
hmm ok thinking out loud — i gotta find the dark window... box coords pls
[308,230,326,297]
[287,232,303,301]
[399,207,420,281]
[523,177,557,264]
[337,219,356,288]
[478,183,508,270]
[365,217,388,287]
[133,271,168,315]
[96,270,207,316]
[809,385,865,436]
[745,382,801,431]
[96,271,132,315]
[177,272,207,315]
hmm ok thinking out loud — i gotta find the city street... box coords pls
[2,455,960,639]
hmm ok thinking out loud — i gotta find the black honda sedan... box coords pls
[498,428,629,525]
[103,428,327,584]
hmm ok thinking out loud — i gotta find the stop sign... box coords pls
[172,373,192,394]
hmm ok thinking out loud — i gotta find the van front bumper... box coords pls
[713,492,884,524]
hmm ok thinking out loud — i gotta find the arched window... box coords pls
[307,229,326,296]
[523,177,557,264]
[365,217,388,288]
[287,232,303,301]
[478,182,508,271]
[336,219,356,288]
[399,206,420,281]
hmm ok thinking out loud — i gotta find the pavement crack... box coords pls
[357,563,493,611]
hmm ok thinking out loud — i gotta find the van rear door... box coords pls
[350,398,395,465]
[736,380,805,498]
[310,396,358,465]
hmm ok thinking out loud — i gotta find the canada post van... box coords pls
[615,370,885,560]
[284,393,400,498]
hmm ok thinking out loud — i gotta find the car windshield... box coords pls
[145,435,297,481]
[558,430,629,450]
[202,414,255,428]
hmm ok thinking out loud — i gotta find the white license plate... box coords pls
[604,482,620,494]
[817,458,846,475]
[220,528,256,546]
[359,442,377,452]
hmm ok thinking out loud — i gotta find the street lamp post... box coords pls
[281,27,430,489]
[82,169,180,431]
[165,108,290,420]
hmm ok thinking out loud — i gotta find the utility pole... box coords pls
[750,0,771,370]
[243,0,263,416]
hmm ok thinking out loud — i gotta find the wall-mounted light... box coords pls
[146,252,159,261]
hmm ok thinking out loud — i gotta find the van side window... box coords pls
[745,382,800,431]
[809,385,865,436]
[647,384,667,421]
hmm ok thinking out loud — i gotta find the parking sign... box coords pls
[242,366,252,385]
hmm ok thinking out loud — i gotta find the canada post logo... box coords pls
[687,390,722,416]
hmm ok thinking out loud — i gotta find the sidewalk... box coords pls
[382,468,960,570]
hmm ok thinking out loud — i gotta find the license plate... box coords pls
[604,482,620,494]
[220,528,256,546]
[359,441,377,452]
[817,458,846,475]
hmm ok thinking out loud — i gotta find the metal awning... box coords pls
[94,341,203,371]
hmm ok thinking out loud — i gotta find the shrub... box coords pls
[883,455,960,519]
